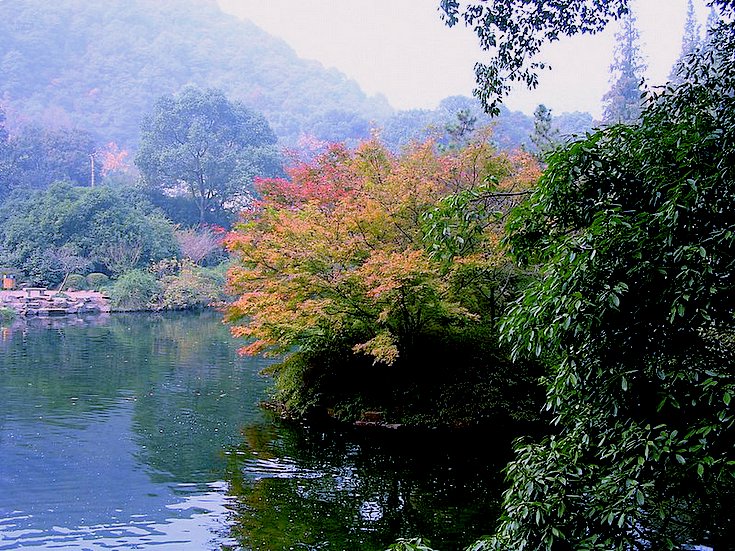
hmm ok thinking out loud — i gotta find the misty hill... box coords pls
[0,0,593,152]
[0,0,392,148]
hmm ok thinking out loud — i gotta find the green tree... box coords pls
[530,104,560,161]
[439,0,735,548]
[0,182,179,286]
[1,124,99,201]
[602,9,646,125]
[444,108,478,148]
[439,0,630,115]
[476,17,735,551]
[135,86,282,226]
[669,0,701,84]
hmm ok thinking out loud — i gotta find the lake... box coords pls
[0,311,510,550]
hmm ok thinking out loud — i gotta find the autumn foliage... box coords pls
[97,141,131,176]
[225,134,540,370]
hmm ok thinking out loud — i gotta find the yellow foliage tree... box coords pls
[225,135,540,366]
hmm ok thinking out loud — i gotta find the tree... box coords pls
[0,183,179,286]
[466,13,735,551]
[136,86,282,226]
[436,0,735,549]
[53,246,91,292]
[175,225,225,265]
[226,136,541,418]
[701,6,723,54]
[602,9,646,124]
[530,104,560,161]
[669,0,701,84]
[1,124,99,200]
[97,142,132,179]
[444,108,477,148]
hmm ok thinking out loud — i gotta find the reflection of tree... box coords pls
[225,420,515,550]
[0,311,273,482]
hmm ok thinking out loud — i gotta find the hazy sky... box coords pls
[217,0,711,118]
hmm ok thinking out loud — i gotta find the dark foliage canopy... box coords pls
[452,5,735,549]
[430,1,735,549]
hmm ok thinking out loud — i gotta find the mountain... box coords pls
[0,0,593,153]
[0,0,393,148]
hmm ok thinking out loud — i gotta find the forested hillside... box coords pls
[0,0,592,152]
[0,0,391,147]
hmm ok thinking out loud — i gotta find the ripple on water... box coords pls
[241,456,324,481]
[0,484,239,550]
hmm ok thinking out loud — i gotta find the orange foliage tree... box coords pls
[97,141,131,177]
[225,134,540,370]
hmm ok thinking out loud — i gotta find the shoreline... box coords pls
[0,289,111,317]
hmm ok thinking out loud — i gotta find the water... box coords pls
[0,311,510,550]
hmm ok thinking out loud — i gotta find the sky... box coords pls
[217,0,711,119]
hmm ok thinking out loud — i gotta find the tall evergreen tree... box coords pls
[701,6,722,53]
[530,104,560,161]
[601,9,646,124]
[444,108,477,149]
[669,0,701,83]
[706,5,721,32]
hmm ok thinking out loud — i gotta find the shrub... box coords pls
[108,269,161,311]
[62,274,87,291]
[0,307,16,322]
[86,272,110,290]
[158,259,227,310]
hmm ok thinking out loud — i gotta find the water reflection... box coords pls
[224,421,512,551]
[0,311,270,550]
[0,312,513,550]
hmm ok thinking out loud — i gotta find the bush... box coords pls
[62,274,87,291]
[86,272,110,290]
[108,269,161,311]
[0,307,16,322]
[158,259,227,310]
[0,183,180,287]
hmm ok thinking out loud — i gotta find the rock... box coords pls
[0,289,111,317]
